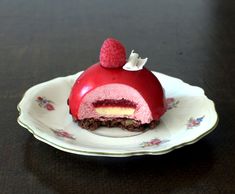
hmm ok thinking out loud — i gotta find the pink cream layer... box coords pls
[78,84,152,123]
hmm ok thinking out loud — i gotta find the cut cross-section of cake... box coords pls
[68,38,167,131]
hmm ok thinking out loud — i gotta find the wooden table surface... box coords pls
[1,0,235,193]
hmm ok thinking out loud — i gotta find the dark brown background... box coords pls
[0,0,235,193]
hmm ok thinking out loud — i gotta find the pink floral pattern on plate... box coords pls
[50,128,76,140]
[187,116,205,129]
[166,97,179,110]
[36,96,55,111]
[140,138,169,148]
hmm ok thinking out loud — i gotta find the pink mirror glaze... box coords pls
[69,63,167,122]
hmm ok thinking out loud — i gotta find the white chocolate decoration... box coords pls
[123,50,148,71]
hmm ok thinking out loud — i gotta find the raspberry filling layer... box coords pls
[92,99,137,108]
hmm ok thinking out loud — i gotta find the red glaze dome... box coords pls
[68,63,167,121]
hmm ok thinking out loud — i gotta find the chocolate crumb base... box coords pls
[73,118,159,132]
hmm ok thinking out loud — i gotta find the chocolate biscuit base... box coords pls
[74,117,159,132]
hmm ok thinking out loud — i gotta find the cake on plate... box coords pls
[68,38,166,131]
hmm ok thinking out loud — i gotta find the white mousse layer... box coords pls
[95,107,135,116]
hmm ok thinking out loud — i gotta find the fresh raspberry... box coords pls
[99,38,126,68]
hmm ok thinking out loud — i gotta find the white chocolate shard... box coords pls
[123,50,148,71]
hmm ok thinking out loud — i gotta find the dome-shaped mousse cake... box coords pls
[68,38,167,131]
